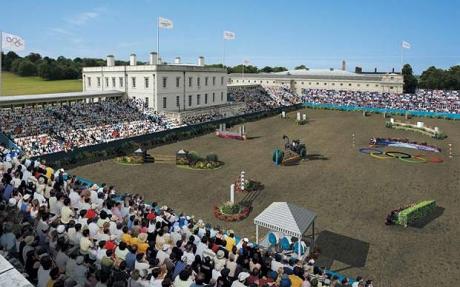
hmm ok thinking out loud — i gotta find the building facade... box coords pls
[228,68,404,94]
[82,53,228,112]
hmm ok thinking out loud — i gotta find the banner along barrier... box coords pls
[303,102,460,120]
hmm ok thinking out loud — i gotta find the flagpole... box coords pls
[222,36,226,67]
[400,42,404,72]
[157,17,160,64]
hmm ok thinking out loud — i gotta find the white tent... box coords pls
[254,202,317,257]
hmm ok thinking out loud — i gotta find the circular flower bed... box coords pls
[213,202,251,222]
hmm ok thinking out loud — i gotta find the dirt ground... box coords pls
[71,109,460,286]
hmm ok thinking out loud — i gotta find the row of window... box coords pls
[87,76,225,89]
[231,79,382,88]
[162,92,225,109]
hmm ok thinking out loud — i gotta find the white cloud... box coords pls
[67,11,99,26]
[49,27,74,36]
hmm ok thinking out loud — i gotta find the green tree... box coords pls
[294,64,307,70]
[231,64,258,74]
[259,66,273,73]
[17,60,37,76]
[401,64,418,93]
[3,51,20,71]
[272,66,288,73]
[25,53,42,63]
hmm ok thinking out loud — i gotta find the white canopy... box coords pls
[254,202,317,237]
[254,202,317,256]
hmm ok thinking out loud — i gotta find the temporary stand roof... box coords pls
[254,202,317,257]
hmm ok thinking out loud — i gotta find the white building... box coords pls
[82,53,228,112]
[229,68,404,94]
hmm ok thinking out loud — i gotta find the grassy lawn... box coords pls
[1,72,82,96]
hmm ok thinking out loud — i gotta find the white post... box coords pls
[230,184,235,204]
[302,114,307,121]
[296,112,301,121]
[256,225,259,244]
[156,17,160,64]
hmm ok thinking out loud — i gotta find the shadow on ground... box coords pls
[306,154,329,161]
[315,230,370,270]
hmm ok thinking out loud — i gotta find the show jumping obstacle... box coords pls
[216,123,247,140]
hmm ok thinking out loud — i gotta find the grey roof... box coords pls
[229,68,391,81]
[254,202,317,237]
[0,91,124,106]
[0,255,33,287]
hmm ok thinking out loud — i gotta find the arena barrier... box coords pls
[30,104,303,168]
[303,102,460,120]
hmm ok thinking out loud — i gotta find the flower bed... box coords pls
[176,150,224,170]
[386,200,436,227]
[114,155,143,165]
[213,202,251,222]
[396,200,436,227]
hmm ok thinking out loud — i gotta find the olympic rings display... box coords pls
[359,147,443,164]
[399,156,427,163]
[369,152,392,159]
[359,147,383,155]
[384,151,412,159]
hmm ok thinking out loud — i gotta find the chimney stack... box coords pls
[129,53,137,66]
[341,60,346,71]
[106,55,115,67]
[149,52,158,65]
[198,56,205,66]
[174,57,181,64]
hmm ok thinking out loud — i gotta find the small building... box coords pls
[228,68,404,94]
[82,53,228,112]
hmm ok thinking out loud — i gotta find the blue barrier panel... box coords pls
[303,102,460,120]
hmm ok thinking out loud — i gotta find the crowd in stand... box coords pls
[181,112,226,126]
[0,147,373,287]
[228,86,300,114]
[0,99,175,157]
[301,89,460,114]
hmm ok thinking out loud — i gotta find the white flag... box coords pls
[401,41,411,49]
[1,32,25,51]
[159,17,173,29]
[223,31,236,40]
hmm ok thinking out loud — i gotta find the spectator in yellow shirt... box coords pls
[225,231,236,252]
[136,233,149,254]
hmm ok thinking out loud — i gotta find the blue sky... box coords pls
[2,0,459,74]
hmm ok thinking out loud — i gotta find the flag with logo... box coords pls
[223,31,236,40]
[159,17,173,29]
[401,41,411,49]
[1,32,25,51]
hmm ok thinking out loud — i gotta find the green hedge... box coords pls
[396,200,436,227]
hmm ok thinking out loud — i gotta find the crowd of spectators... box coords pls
[0,99,175,157]
[0,148,373,287]
[301,89,460,114]
[181,112,226,126]
[228,86,300,114]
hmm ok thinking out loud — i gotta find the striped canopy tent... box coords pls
[254,202,317,257]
